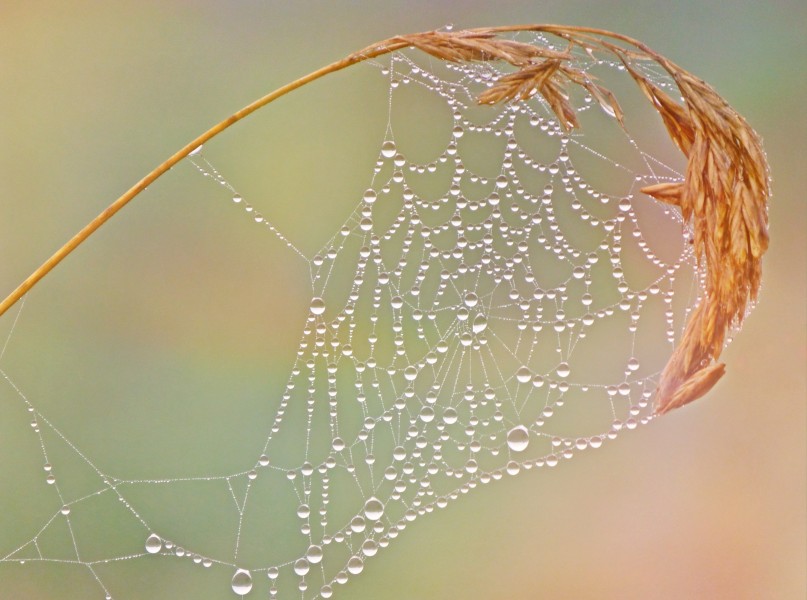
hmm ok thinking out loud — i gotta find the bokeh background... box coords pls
[0,1,804,599]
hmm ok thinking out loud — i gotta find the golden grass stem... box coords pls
[0,25,664,319]
[0,39,406,319]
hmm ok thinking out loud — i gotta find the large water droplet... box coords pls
[507,425,530,452]
[516,366,532,384]
[472,313,488,333]
[364,497,384,520]
[306,545,323,564]
[362,539,379,556]
[145,533,162,554]
[464,292,479,307]
[294,558,310,576]
[310,297,326,315]
[381,141,396,158]
[403,366,418,381]
[556,362,571,378]
[231,569,253,596]
[347,555,364,575]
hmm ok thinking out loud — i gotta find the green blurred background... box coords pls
[0,1,804,599]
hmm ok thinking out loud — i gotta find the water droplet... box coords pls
[347,555,364,575]
[472,314,488,333]
[145,533,162,554]
[364,497,384,520]
[507,426,530,452]
[310,297,326,315]
[321,585,334,598]
[60,505,71,516]
[362,539,379,556]
[189,145,203,156]
[464,292,479,307]
[363,189,377,204]
[516,366,532,384]
[403,366,418,381]
[231,569,253,595]
[294,558,310,576]
[306,545,323,564]
[381,141,396,158]
[627,357,640,371]
[556,362,571,378]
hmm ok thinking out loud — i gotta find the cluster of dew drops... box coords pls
[156,48,695,599]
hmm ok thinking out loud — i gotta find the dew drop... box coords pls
[556,362,571,378]
[294,558,310,576]
[507,425,530,452]
[188,145,203,156]
[463,292,479,307]
[347,555,364,575]
[60,505,71,516]
[381,141,396,158]
[403,366,418,381]
[472,313,488,334]
[627,357,640,371]
[306,545,323,564]
[364,497,385,520]
[231,569,253,596]
[145,533,162,554]
[515,366,532,384]
[310,297,326,315]
[363,189,377,204]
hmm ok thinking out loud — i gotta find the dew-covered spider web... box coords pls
[1,33,712,599]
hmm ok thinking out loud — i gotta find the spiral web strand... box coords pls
[1,35,706,599]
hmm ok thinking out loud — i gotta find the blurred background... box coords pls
[0,1,804,599]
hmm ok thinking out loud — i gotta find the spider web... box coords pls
[0,34,708,599]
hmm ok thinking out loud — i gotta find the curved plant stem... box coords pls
[0,25,651,319]
[0,37,408,318]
